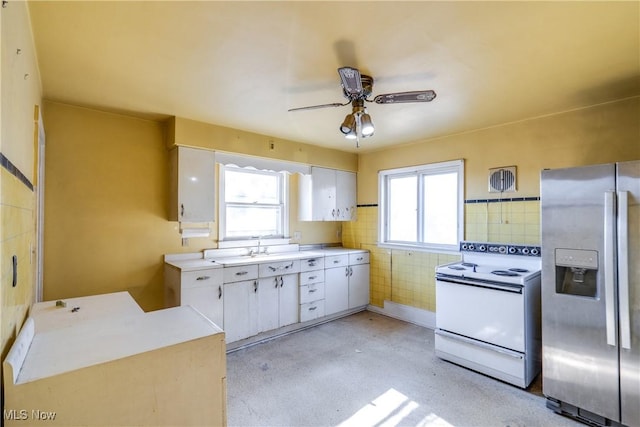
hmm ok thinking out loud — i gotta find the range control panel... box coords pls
[460,241,541,257]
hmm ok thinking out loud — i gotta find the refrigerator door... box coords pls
[541,163,620,421]
[617,160,640,427]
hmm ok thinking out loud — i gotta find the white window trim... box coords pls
[219,165,289,241]
[378,159,464,253]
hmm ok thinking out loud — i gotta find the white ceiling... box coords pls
[28,1,640,153]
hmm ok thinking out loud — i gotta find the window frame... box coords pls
[219,165,289,241]
[378,159,464,253]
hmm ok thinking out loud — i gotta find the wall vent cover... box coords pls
[488,166,517,193]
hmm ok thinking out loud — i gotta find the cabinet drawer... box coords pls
[300,257,325,272]
[349,252,369,265]
[300,300,325,322]
[182,269,223,289]
[300,270,325,286]
[325,254,349,268]
[259,260,300,277]
[223,264,258,283]
[300,283,325,304]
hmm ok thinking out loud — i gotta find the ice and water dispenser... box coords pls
[555,248,599,297]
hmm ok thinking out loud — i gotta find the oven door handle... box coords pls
[435,329,524,359]
[436,275,523,294]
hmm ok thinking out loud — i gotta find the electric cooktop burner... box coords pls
[491,270,521,277]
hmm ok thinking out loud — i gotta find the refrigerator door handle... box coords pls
[604,191,617,347]
[618,191,631,350]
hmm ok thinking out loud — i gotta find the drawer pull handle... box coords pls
[309,289,317,293]
[218,286,222,299]
[309,306,317,311]
[308,261,316,266]
[357,257,363,261]
[254,281,258,293]
[333,260,340,264]
[309,276,317,280]
[236,271,249,276]
[196,276,211,281]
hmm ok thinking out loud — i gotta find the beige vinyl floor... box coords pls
[225,311,583,427]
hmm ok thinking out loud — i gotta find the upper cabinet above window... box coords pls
[169,146,216,222]
[299,167,357,222]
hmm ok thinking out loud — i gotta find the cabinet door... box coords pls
[182,284,224,329]
[279,274,299,327]
[348,263,370,308]
[311,167,337,220]
[174,146,216,222]
[223,279,259,343]
[258,277,280,333]
[336,170,356,221]
[324,267,349,315]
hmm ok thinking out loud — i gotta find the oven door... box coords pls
[436,275,525,352]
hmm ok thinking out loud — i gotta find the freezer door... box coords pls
[541,163,620,421]
[617,160,640,427]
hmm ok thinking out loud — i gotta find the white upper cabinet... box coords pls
[299,167,356,221]
[169,146,216,222]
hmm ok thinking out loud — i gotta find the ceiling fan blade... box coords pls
[338,67,363,97]
[288,102,348,112]
[373,90,437,104]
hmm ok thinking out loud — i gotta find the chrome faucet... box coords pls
[250,237,261,257]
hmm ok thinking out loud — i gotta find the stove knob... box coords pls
[531,248,540,256]
[508,246,517,254]
[498,246,507,254]
[468,244,475,251]
[522,247,530,255]
[461,244,468,250]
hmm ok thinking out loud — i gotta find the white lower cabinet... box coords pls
[164,266,224,328]
[258,274,299,332]
[299,256,326,322]
[223,264,260,343]
[324,265,350,316]
[300,300,325,322]
[223,279,259,343]
[348,253,370,309]
[167,249,369,345]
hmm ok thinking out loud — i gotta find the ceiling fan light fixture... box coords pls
[339,113,356,135]
[360,112,374,137]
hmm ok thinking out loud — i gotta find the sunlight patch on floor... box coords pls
[337,388,455,427]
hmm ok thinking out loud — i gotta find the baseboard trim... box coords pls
[367,301,435,329]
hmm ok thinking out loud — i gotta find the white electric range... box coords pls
[434,241,542,388]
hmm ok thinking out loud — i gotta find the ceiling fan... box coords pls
[288,67,436,147]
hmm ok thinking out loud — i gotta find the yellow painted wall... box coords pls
[347,97,640,311]
[170,116,358,172]
[1,1,42,363]
[42,102,346,311]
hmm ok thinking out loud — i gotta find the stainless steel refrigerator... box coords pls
[540,160,639,427]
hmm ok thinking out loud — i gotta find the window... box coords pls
[220,165,288,240]
[378,159,464,251]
